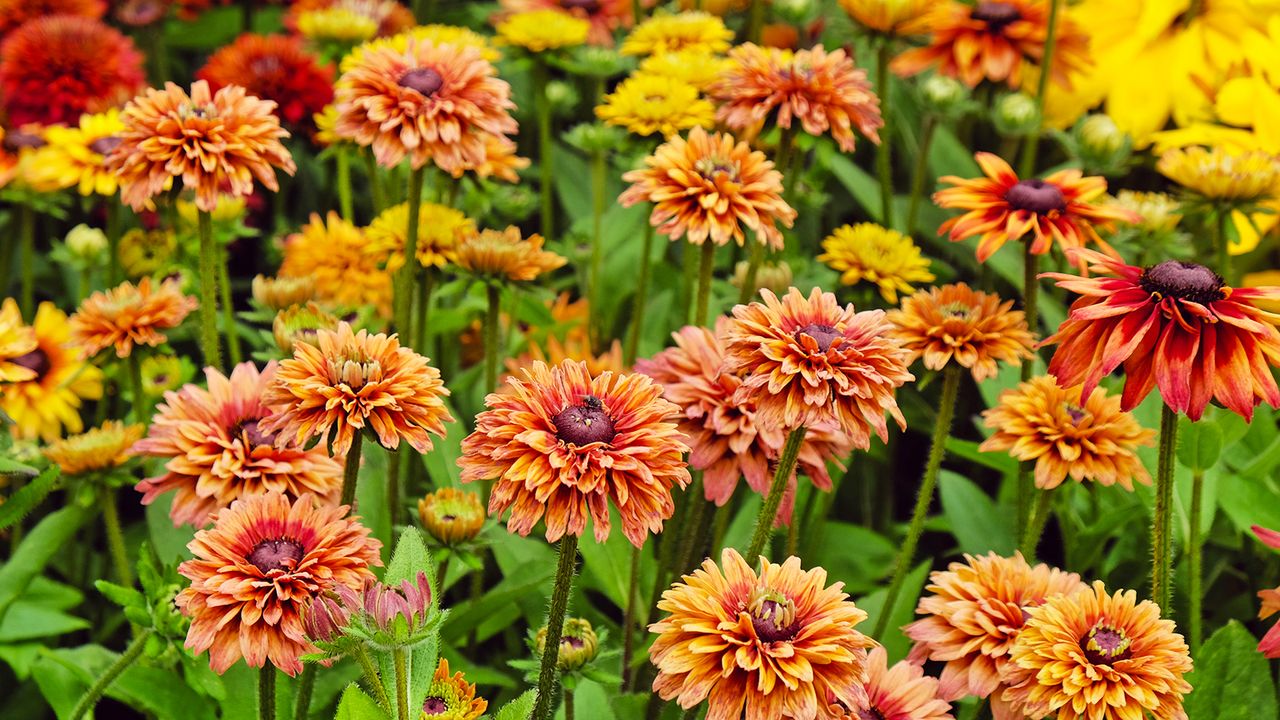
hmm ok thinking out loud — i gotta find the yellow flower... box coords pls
[595,73,715,138]
[365,201,475,272]
[280,212,393,317]
[1245,270,1280,314]
[0,298,37,383]
[43,420,143,476]
[621,11,733,56]
[118,228,177,279]
[26,109,125,196]
[455,226,566,283]
[340,25,501,73]
[312,104,345,147]
[297,7,379,44]
[1109,190,1181,233]
[838,0,933,36]
[1157,146,1280,203]
[637,49,733,91]
[818,223,935,303]
[495,10,590,52]
[1,302,104,443]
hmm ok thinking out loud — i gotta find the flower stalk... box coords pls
[217,241,241,365]
[620,543,641,691]
[336,148,354,221]
[746,427,807,560]
[69,629,152,720]
[19,204,35,320]
[625,221,654,365]
[693,241,716,327]
[531,534,580,720]
[196,209,223,371]
[1189,469,1204,650]
[101,486,134,588]
[352,645,393,714]
[1020,488,1054,557]
[533,58,555,242]
[1017,0,1061,177]
[394,167,426,348]
[905,115,937,233]
[589,148,607,349]
[1152,404,1179,614]
[393,649,410,720]
[484,282,502,392]
[293,666,315,720]
[339,433,364,507]
[876,40,894,229]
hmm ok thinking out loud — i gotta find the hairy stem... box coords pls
[532,534,580,720]
[259,666,276,720]
[1017,0,1061,177]
[625,221,654,365]
[746,427,807,560]
[1189,469,1204,650]
[395,168,425,348]
[1152,404,1179,614]
[196,210,223,371]
[339,434,364,508]
[69,629,152,720]
[876,41,894,229]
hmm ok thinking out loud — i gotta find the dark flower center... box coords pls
[748,591,798,643]
[858,708,887,720]
[442,514,457,521]
[552,398,616,446]
[4,131,45,151]
[11,349,50,380]
[1005,179,1066,214]
[695,156,739,182]
[794,323,840,352]
[89,136,122,157]
[235,418,275,447]
[1065,404,1087,424]
[399,68,445,97]
[1081,623,1132,666]
[563,635,584,648]
[247,538,305,574]
[971,1,1022,30]
[1139,260,1225,305]
[561,0,601,11]
[421,697,448,715]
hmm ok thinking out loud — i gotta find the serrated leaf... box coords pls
[0,465,61,531]
[1183,621,1277,720]
[334,683,391,720]
[0,455,39,477]
[385,527,434,591]
[1177,418,1223,472]
[493,689,537,720]
[95,580,148,611]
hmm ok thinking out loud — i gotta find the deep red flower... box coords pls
[197,33,335,132]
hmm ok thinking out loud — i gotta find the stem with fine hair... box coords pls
[624,221,654,365]
[339,434,364,507]
[196,209,223,371]
[1152,404,1179,614]
[876,40,894,229]
[102,486,134,588]
[589,148,607,350]
[393,649,410,720]
[693,241,716,327]
[126,353,145,423]
[217,241,241,366]
[484,283,501,392]
[363,152,385,215]
[19,204,34,320]
[745,427,808,560]
[293,665,315,720]
[259,667,276,720]
[533,59,555,242]
[106,200,122,285]
[395,167,425,348]
[1189,469,1204,650]
[874,365,961,640]
[532,534,580,720]
[905,115,937,234]
[620,543,641,691]
[352,645,393,714]
[565,688,575,720]
[1016,241,1040,537]
[69,629,152,720]
[413,269,435,350]
[1017,0,1061,177]
[1020,488,1054,558]
[336,148,354,221]
[1213,208,1232,286]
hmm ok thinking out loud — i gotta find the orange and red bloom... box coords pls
[70,277,198,359]
[1252,525,1280,659]
[829,646,954,720]
[650,548,874,720]
[888,283,1036,381]
[459,360,690,547]
[196,33,335,132]
[1043,250,1280,421]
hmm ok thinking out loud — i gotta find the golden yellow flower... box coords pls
[279,212,393,317]
[495,9,590,52]
[118,228,177,279]
[455,227,567,283]
[1109,190,1181,233]
[838,0,933,35]
[252,275,317,312]
[1157,145,1280,203]
[888,283,1036,382]
[341,25,502,73]
[818,223,935,303]
[637,49,733,91]
[26,109,125,196]
[297,7,379,44]
[0,298,37,383]
[1,302,104,443]
[365,201,474,272]
[417,487,486,546]
[621,11,732,56]
[595,73,715,138]
[43,420,143,475]
[312,104,344,147]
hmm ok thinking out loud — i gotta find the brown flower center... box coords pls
[247,538,305,574]
[399,68,445,98]
[421,697,448,715]
[552,396,615,446]
[1139,260,1225,305]
[561,0,600,10]
[4,131,45,151]
[89,136,122,157]
[971,1,1022,30]
[235,418,275,447]
[1064,404,1087,424]
[563,635,585,648]
[857,709,887,720]
[794,323,841,352]
[1082,623,1132,665]
[1005,179,1066,214]
[695,156,740,183]
[747,588,798,643]
[11,348,51,380]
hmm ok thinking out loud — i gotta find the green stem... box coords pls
[414,269,435,351]
[126,353,145,424]
[339,434,364,507]
[1152,404,1179,614]
[531,534,580,720]
[746,427,807,560]
[196,210,223,371]
[693,241,716,327]
[873,365,960,640]
[364,151,385,215]
[352,645,393,714]
[737,242,764,305]
[1214,209,1232,286]
[876,41,894,229]
[1017,0,1061,177]
[1022,242,1040,371]
[589,149,606,350]
[673,478,709,577]
[218,241,241,366]
[336,148,354,221]
[393,649,410,720]
[1189,469,1204,651]
[259,666,276,720]
[620,543,641,691]
[69,629,152,720]
[106,200,122,286]
[19,204,34,321]
[905,116,937,234]
[484,283,501,392]
[395,168,426,348]
[294,665,315,720]
[624,221,654,365]
[101,486,133,588]
[533,59,555,242]
[746,0,765,43]
[1019,488,1053,558]
[390,448,404,529]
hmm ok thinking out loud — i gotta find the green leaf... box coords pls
[0,642,43,679]
[569,681,616,720]
[1183,621,1277,720]
[821,149,881,221]
[1177,418,1223,472]
[335,684,391,720]
[578,506,651,610]
[145,492,196,565]
[493,689,537,720]
[95,580,147,612]
[810,522,895,595]
[0,455,39,477]
[0,603,89,642]
[0,504,94,626]
[0,465,60,531]
[385,526,434,590]
[939,471,1016,555]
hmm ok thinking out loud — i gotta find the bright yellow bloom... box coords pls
[818,223,935,303]
[1157,146,1280,203]
[43,420,143,475]
[1109,190,1181,232]
[340,25,501,73]
[621,11,732,56]
[365,201,474,272]
[637,49,733,91]
[495,10,590,52]
[0,298,37,383]
[297,7,379,44]
[27,109,125,196]
[595,73,715,138]
[838,0,933,36]
[1,302,104,443]
[279,212,392,317]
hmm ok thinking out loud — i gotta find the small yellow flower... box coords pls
[364,202,475,272]
[638,49,733,91]
[495,10,590,53]
[252,275,318,312]
[621,11,733,56]
[838,0,933,36]
[1157,146,1280,203]
[43,420,143,476]
[818,223,935,303]
[596,73,715,138]
[27,109,126,197]
[297,8,379,44]
[1109,190,1181,232]
[280,212,393,317]
[313,104,344,147]
[455,226,566,283]
[417,487,486,546]
[118,228,177,279]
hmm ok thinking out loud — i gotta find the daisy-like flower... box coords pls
[650,548,874,720]
[934,152,1136,264]
[295,6,379,44]
[620,11,733,56]
[454,226,567,283]
[904,553,1085,714]
[365,201,474,272]
[495,9,590,52]
[0,0,105,36]
[43,420,144,476]
[709,43,882,153]
[891,0,1091,89]
[1110,190,1182,233]
[0,298,37,383]
[459,360,690,547]
[107,79,296,212]
[637,48,733,91]
[178,492,382,676]
[133,362,344,527]
[119,228,178,279]
[636,321,851,524]
[280,212,393,316]
[1251,525,1280,659]
[252,275,317,313]
[333,39,517,173]
[261,322,454,457]
[887,283,1035,382]
[421,658,488,719]
[26,109,126,197]
[417,487,486,547]
[1000,581,1192,720]
[1,303,104,442]
[819,223,936,304]
[838,0,933,36]
[595,73,715,138]
[498,0,633,46]
[449,131,529,182]
[340,25,503,72]
[620,126,796,249]
[829,646,954,720]
[286,0,415,39]
[196,34,335,132]
[724,287,913,443]
[1157,146,1280,204]
[0,15,144,128]
[1043,249,1280,421]
[70,277,198,359]
[980,376,1155,490]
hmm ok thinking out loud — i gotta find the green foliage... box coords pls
[1184,622,1278,720]
[0,465,61,531]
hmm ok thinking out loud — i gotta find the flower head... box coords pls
[262,322,454,456]
[1157,146,1280,204]
[26,109,126,196]
[459,360,690,547]
[887,283,1035,381]
[341,25,502,71]
[132,361,344,527]
[0,303,104,443]
[620,126,796,249]
[1000,581,1192,720]
[650,548,874,720]
[1110,190,1181,233]
[119,228,178,278]
[595,73,715,138]
[0,0,105,36]
[934,152,1136,264]
[280,212,393,316]
[496,9,590,51]
[829,646,954,720]
[366,202,474,272]
[0,298,37,383]
[253,275,317,312]
[177,492,382,675]
[455,226,566,282]
[43,420,143,475]
[637,48,733,91]
[1251,525,1280,659]
[70,277,198,359]
[838,0,933,36]
[417,487,486,546]
[287,0,415,39]
[710,43,882,153]
[327,571,435,650]
[498,0,634,46]
[1043,250,1280,420]
[420,658,487,719]
[980,376,1155,490]
[536,617,599,671]
[273,303,341,355]
[447,131,528,182]
[621,11,732,56]
[197,33,335,132]
[819,223,935,303]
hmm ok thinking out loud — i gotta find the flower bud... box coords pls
[418,488,486,546]
[564,122,626,155]
[65,224,108,262]
[560,45,630,78]
[546,80,580,118]
[140,354,190,396]
[732,260,793,297]
[273,302,340,354]
[253,274,317,312]
[491,186,539,223]
[119,228,177,279]
[992,92,1039,135]
[921,75,969,115]
[1079,114,1125,157]
[303,592,352,645]
[773,0,812,23]
[535,617,599,671]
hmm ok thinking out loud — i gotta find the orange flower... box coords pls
[498,0,634,46]
[0,0,105,36]
[980,376,1154,490]
[887,283,1035,382]
[459,360,690,547]
[107,79,296,212]
[636,321,851,524]
[933,152,1135,264]
[723,287,913,445]
[1000,581,1192,720]
[422,657,488,719]
[0,297,37,382]
[280,212,393,316]
[1251,525,1280,659]
[904,553,1085,713]
[449,132,529,183]
[133,362,344,527]
[890,0,1091,89]
[261,322,454,456]
[70,277,198,359]
[177,492,381,676]
[828,646,954,720]
[1043,250,1280,421]
[333,39,517,172]
[620,126,796,249]
[709,43,882,153]
[43,420,143,475]
[196,33,335,132]
[650,548,874,720]
[455,226,566,282]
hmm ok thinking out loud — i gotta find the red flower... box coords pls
[197,33,335,132]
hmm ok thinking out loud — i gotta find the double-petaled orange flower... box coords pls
[650,548,874,720]
[454,226,567,282]
[888,283,1035,381]
[70,277,198,359]
[0,298,37,382]
[1043,250,1280,421]
[196,33,335,132]
[459,360,690,547]
[828,646,954,720]
[1252,525,1280,659]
